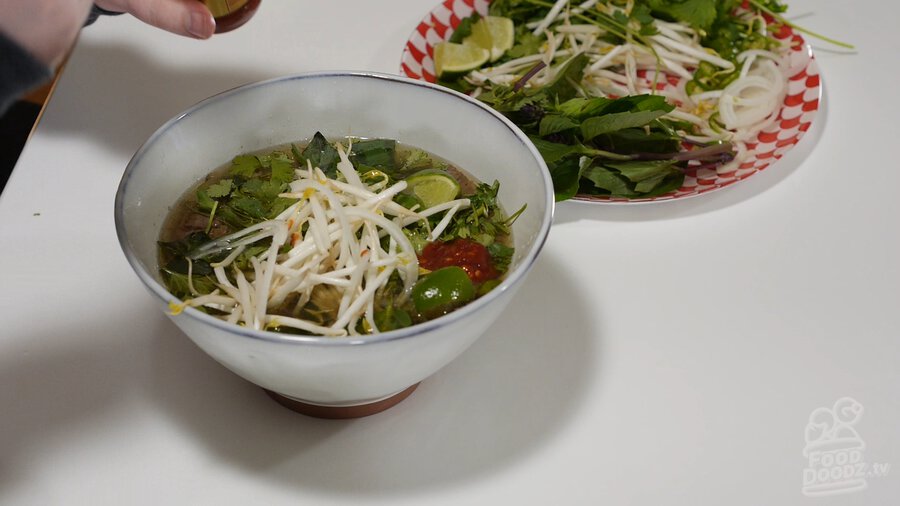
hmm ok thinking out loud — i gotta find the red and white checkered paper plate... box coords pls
[400,0,821,204]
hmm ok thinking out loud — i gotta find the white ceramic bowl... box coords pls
[115,72,553,412]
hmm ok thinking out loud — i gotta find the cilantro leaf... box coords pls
[374,304,413,332]
[443,181,515,246]
[232,245,269,271]
[269,157,295,185]
[196,188,216,211]
[161,271,218,300]
[230,155,261,178]
[229,196,268,220]
[487,242,514,273]
[506,31,543,59]
[241,178,284,202]
[640,0,718,31]
[543,53,589,102]
[400,149,436,173]
[448,12,481,43]
[205,178,234,198]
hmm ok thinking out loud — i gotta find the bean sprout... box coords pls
[464,1,791,154]
[173,144,472,336]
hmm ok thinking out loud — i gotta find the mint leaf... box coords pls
[634,172,671,193]
[548,157,583,202]
[594,128,681,154]
[638,171,684,197]
[602,160,679,183]
[556,97,614,120]
[528,136,580,164]
[581,110,670,140]
[583,160,684,198]
[539,114,580,137]
[583,166,641,198]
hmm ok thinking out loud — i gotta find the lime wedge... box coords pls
[463,16,515,62]
[433,42,490,78]
[404,170,461,209]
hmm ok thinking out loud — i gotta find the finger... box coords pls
[98,0,216,39]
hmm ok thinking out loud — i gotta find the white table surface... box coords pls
[1,1,897,504]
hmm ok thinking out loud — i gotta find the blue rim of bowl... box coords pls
[114,71,555,347]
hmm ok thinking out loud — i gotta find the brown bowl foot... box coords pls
[264,383,419,419]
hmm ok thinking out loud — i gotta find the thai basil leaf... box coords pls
[350,138,397,171]
[300,131,339,177]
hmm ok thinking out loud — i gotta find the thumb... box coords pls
[95,0,216,39]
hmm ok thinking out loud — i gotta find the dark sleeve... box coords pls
[1,6,123,115]
[0,31,53,117]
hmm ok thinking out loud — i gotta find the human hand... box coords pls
[94,0,216,39]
